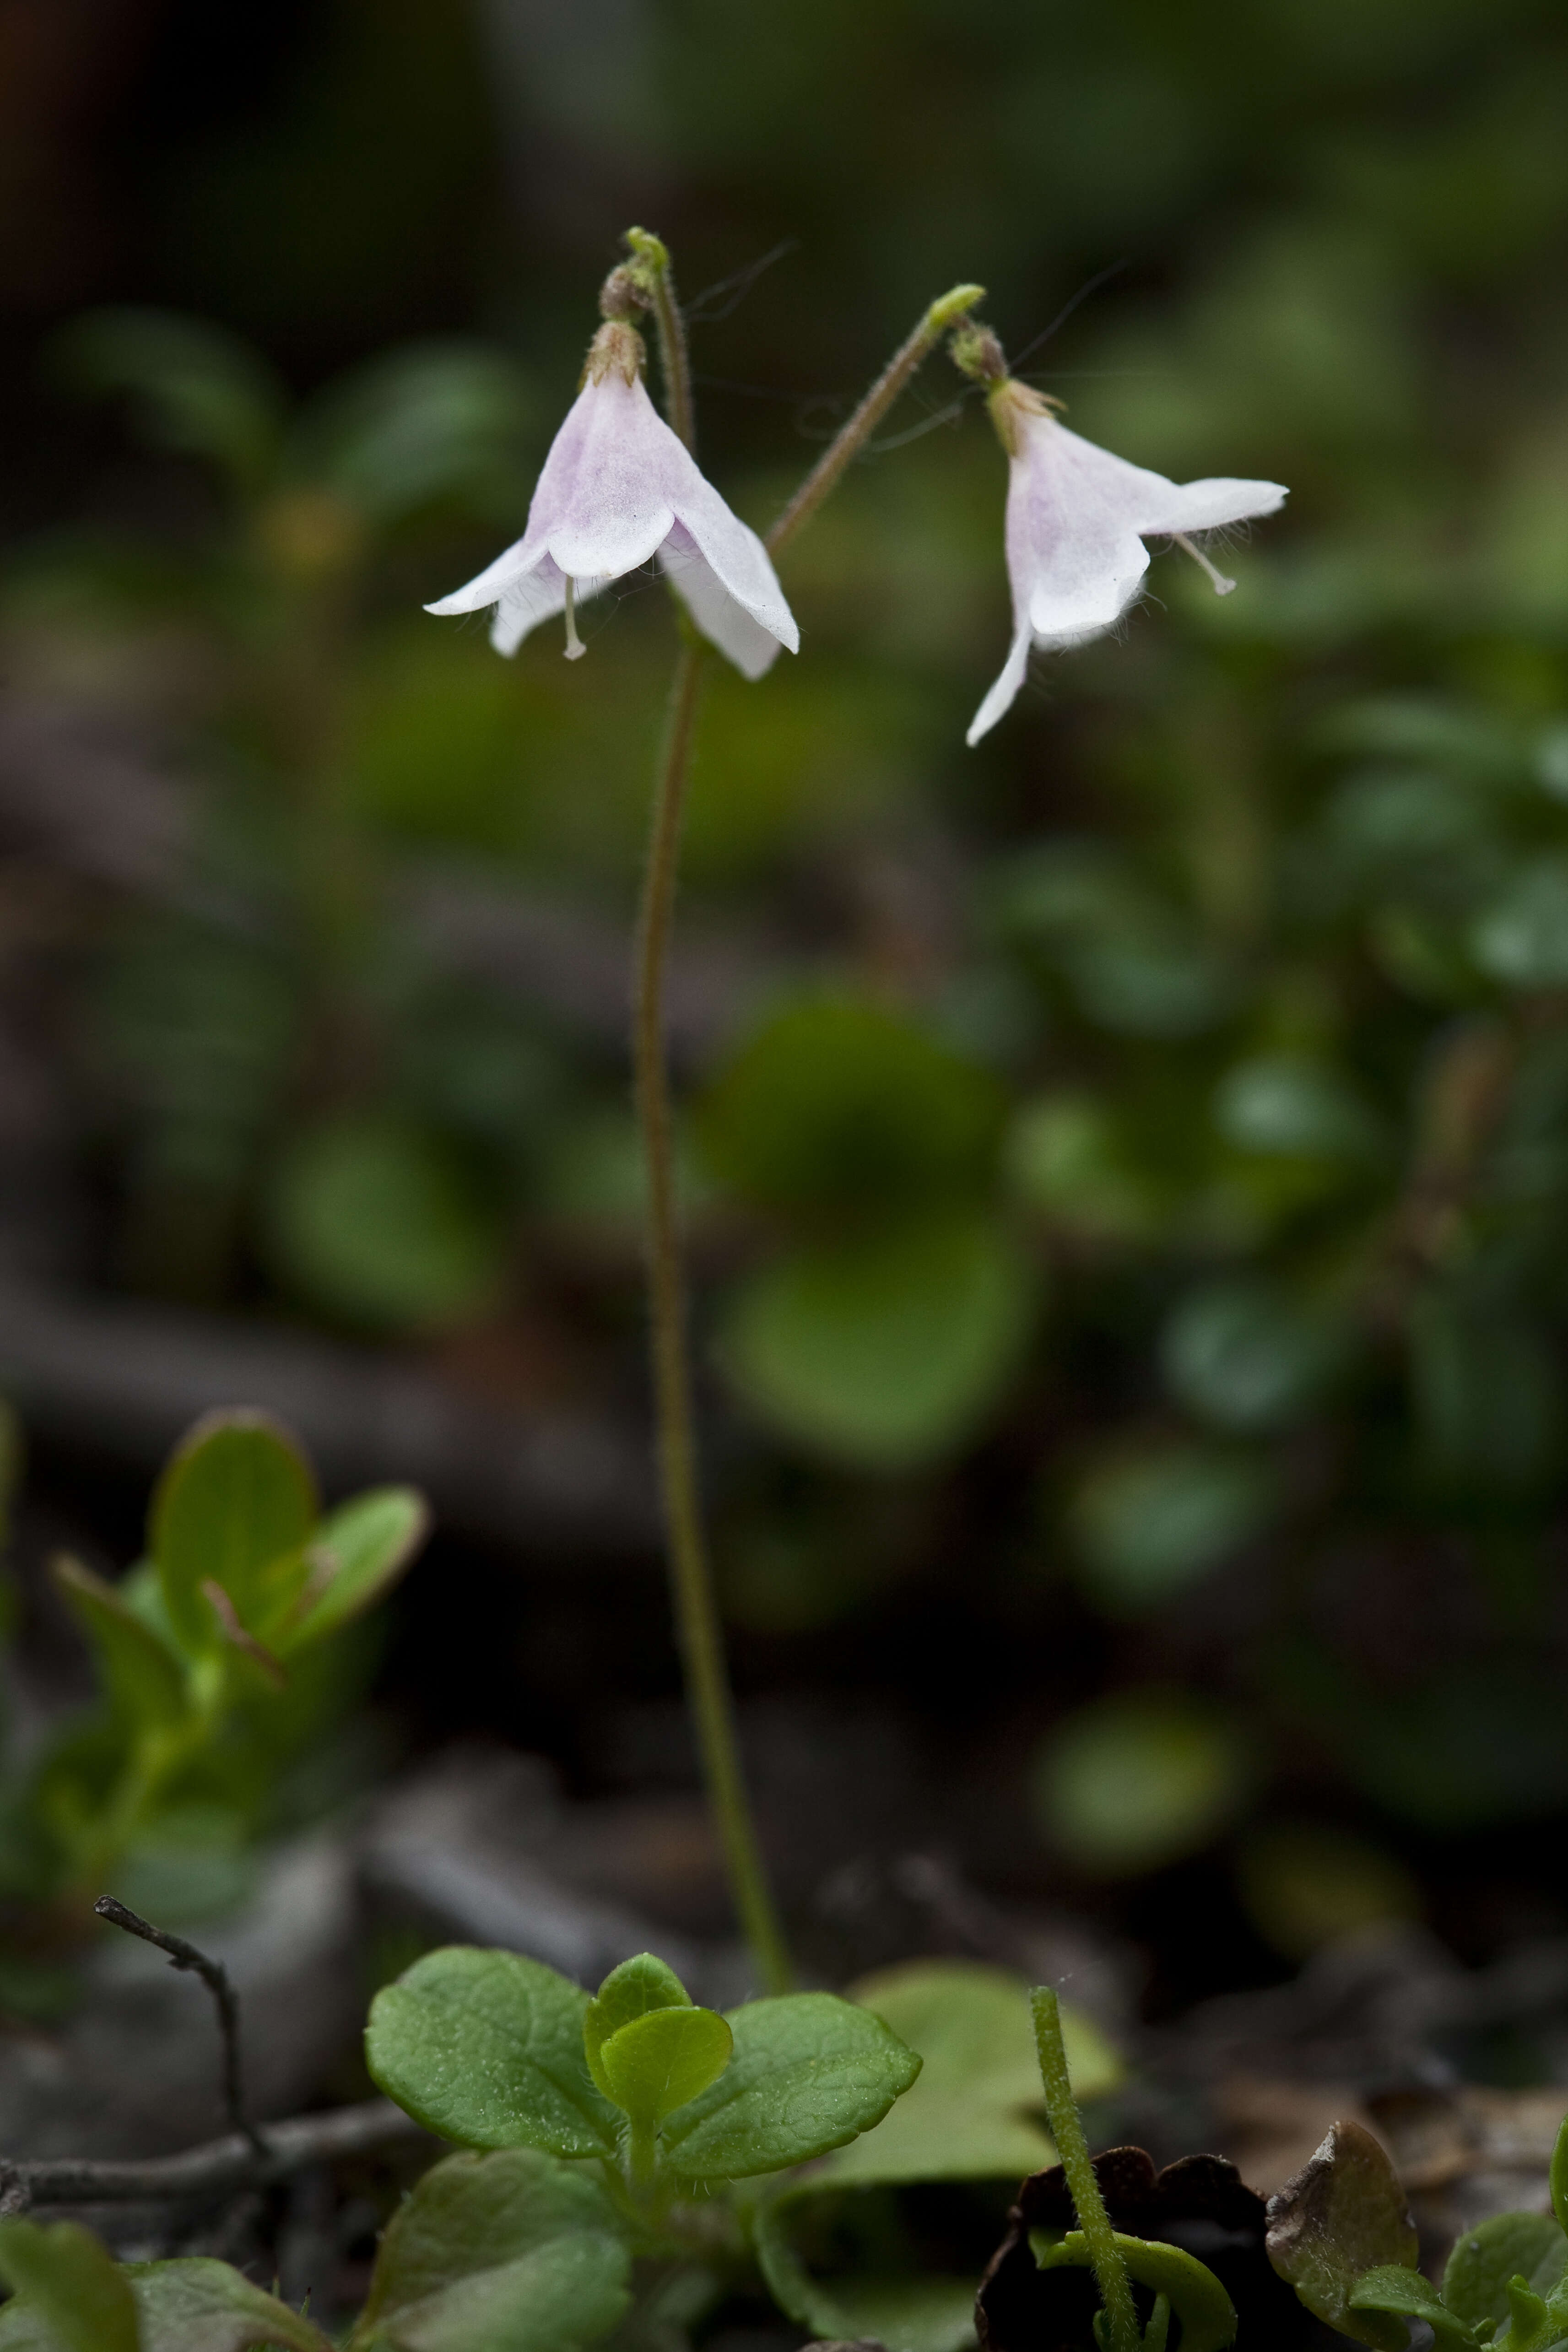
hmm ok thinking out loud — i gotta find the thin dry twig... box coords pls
[0,2097,426,2214]
[93,1896,266,2156]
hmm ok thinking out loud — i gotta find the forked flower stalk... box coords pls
[627,258,994,1996]
[1031,1985,1140,2352]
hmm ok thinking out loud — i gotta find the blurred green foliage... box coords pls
[0,1413,426,1947]
[7,0,1568,1914]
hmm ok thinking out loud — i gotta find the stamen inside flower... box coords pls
[563,575,586,660]
[1173,532,1236,596]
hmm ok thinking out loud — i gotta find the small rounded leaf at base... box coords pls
[366,1947,619,2157]
[658,1992,920,2182]
[356,2147,632,2352]
[127,2260,331,2352]
[583,1953,692,2099]
[598,2004,733,2127]
[0,2218,138,2352]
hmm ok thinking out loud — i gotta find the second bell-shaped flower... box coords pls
[969,382,1287,744]
[427,322,799,681]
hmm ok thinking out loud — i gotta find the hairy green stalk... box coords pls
[767,281,984,554]
[627,243,989,1993]
[1031,1985,1140,2352]
[633,637,794,1995]
[626,227,696,453]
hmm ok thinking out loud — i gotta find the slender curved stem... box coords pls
[1032,1986,1140,2352]
[627,228,695,453]
[633,639,793,1995]
[766,281,985,556]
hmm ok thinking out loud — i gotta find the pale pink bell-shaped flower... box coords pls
[968,380,1287,745]
[426,321,798,681]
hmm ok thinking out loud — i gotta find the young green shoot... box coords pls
[1031,1984,1140,2352]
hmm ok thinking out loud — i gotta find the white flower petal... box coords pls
[426,341,797,675]
[664,471,798,658]
[1025,526,1150,645]
[537,373,679,580]
[1135,476,1289,535]
[488,561,612,655]
[657,528,784,680]
[967,622,1033,746]
[426,532,542,616]
[969,409,1290,739]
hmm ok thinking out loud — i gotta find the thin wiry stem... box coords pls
[633,638,793,1995]
[627,227,696,453]
[766,281,985,555]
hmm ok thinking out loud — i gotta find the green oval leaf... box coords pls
[281,1485,430,1652]
[1472,862,1568,987]
[1349,2264,1480,2347]
[697,996,1003,1217]
[366,1947,619,2157]
[598,2005,733,2127]
[126,2259,330,2351]
[719,1213,1035,1469]
[1069,1442,1278,1615]
[0,2219,138,2352]
[356,2147,631,2352]
[1444,2211,1567,2333]
[582,1952,692,2099]
[658,1991,920,2182]
[151,1411,318,1658]
[1161,1280,1347,1435]
[826,1958,1120,2189]
[263,1113,505,1334]
[1035,1692,1249,1875]
[51,1557,189,1732]
[1032,2230,1237,2352]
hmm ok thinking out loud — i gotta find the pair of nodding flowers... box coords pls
[427,277,1286,745]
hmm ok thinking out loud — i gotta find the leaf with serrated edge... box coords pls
[151,1411,317,1657]
[1265,2121,1418,2352]
[659,1992,919,2182]
[583,1953,691,2099]
[366,1948,619,2156]
[355,2147,631,2352]
[127,2259,330,2352]
[1034,2232,1237,2352]
[1444,2213,1566,2333]
[599,2005,732,2125]
[282,1487,429,1653]
[0,2219,138,2352]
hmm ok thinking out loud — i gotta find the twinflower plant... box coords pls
[428,225,987,1997]
[421,229,1287,2002]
